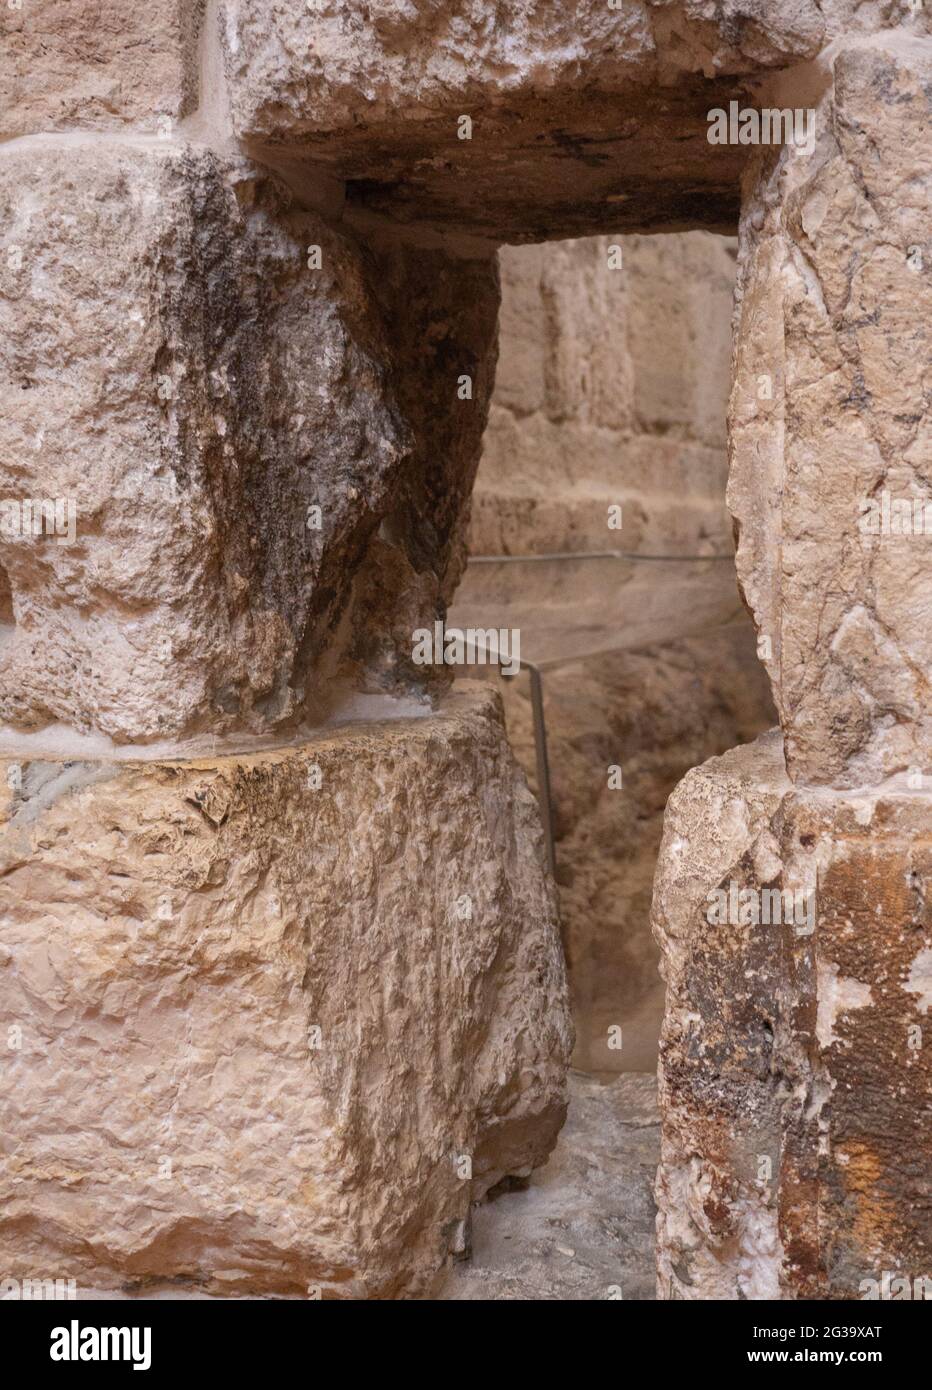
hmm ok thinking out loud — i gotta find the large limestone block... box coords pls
[221,0,803,240]
[223,0,857,144]
[223,0,930,144]
[653,732,932,1299]
[0,0,204,136]
[220,2,931,241]
[223,0,820,141]
[729,38,932,787]
[0,685,571,1297]
[0,141,402,741]
[0,141,498,742]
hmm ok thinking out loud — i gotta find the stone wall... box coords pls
[0,3,554,1299]
[470,233,738,558]
[654,35,932,1298]
[1,0,929,1301]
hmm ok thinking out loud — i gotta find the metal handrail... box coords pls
[468,549,732,564]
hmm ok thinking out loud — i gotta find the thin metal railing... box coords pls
[468,548,732,564]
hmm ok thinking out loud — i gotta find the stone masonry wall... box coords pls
[1,0,929,1301]
[654,33,932,1297]
[0,3,559,1299]
[470,233,739,558]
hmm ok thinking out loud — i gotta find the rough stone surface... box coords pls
[223,0,825,144]
[22,1071,659,1302]
[0,141,401,741]
[2,0,929,1310]
[0,685,571,1298]
[219,2,930,243]
[440,1071,659,1301]
[496,626,775,1073]
[653,731,932,1298]
[0,0,205,136]
[344,237,500,696]
[729,37,932,788]
[221,1,759,241]
[0,142,498,743]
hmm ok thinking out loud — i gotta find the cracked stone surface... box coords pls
[439,1071,659,1301]
[0,686,572,1298]
[653,730,932,1299]
[728,37,932,787]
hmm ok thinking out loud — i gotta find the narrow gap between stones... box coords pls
[439,230,776,1300]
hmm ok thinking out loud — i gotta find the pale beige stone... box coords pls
[219,2,930,242]
[470,232,738,556]
[223,0,831,142]
[0,0,928,1311]
[653,732,932,1298]
[0,0,204,136]
[728,39,932,787]
[439,1071,660,1301]
[0,686,571,1297]
[464,230,775,1075]
[0,142,404,741]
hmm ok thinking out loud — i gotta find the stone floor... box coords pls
[438,1070,659,1301]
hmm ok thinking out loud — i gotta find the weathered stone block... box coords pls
[0,0,204,136]
[653,732,932,1299]
[729,38,932,786]
[0,141,498,742]
[221,0,800,240]
[343,236,500,694]
[0,686,571,1297]
[0,141,403,741]
[219,2,930,242]
[223,0,829,145]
